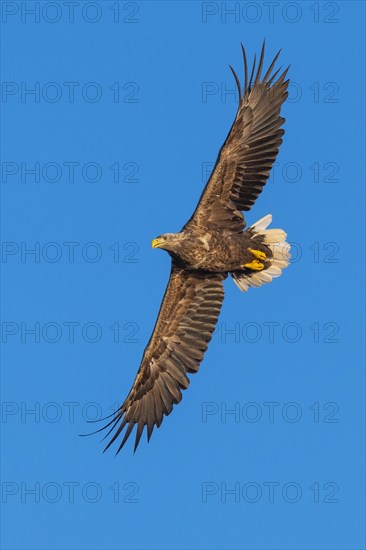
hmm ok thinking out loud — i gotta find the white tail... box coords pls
[232,214,291,292]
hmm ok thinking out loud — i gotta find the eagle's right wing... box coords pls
[97,265,226,453]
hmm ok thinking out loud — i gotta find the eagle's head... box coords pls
[151,232,184,253]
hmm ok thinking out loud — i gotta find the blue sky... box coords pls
[1,1,365,549]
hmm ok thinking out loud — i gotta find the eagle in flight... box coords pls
[91,42,291,453]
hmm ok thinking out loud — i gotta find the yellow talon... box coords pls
[249,248,267,261]
[244,260,265,271]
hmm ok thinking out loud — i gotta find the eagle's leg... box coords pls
[243,248,267,270]
[244,259,265,271]
[248,248,267,261]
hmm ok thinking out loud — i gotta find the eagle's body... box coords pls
[90,43,292,453]
[154,227,273,273]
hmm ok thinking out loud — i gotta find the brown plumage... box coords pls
[89,42,291,453]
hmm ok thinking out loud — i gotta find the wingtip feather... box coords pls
[229,64,242,101]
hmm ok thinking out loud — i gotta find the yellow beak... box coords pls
[152,238,164,249]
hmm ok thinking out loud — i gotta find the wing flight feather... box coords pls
[185,42,290,232]
[97,265,226,453]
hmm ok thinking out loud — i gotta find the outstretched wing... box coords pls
[99,265,226,453]
[185,42,289,233]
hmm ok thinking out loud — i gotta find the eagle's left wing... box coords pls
[184,42,289,233]
[96,264,226,453]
